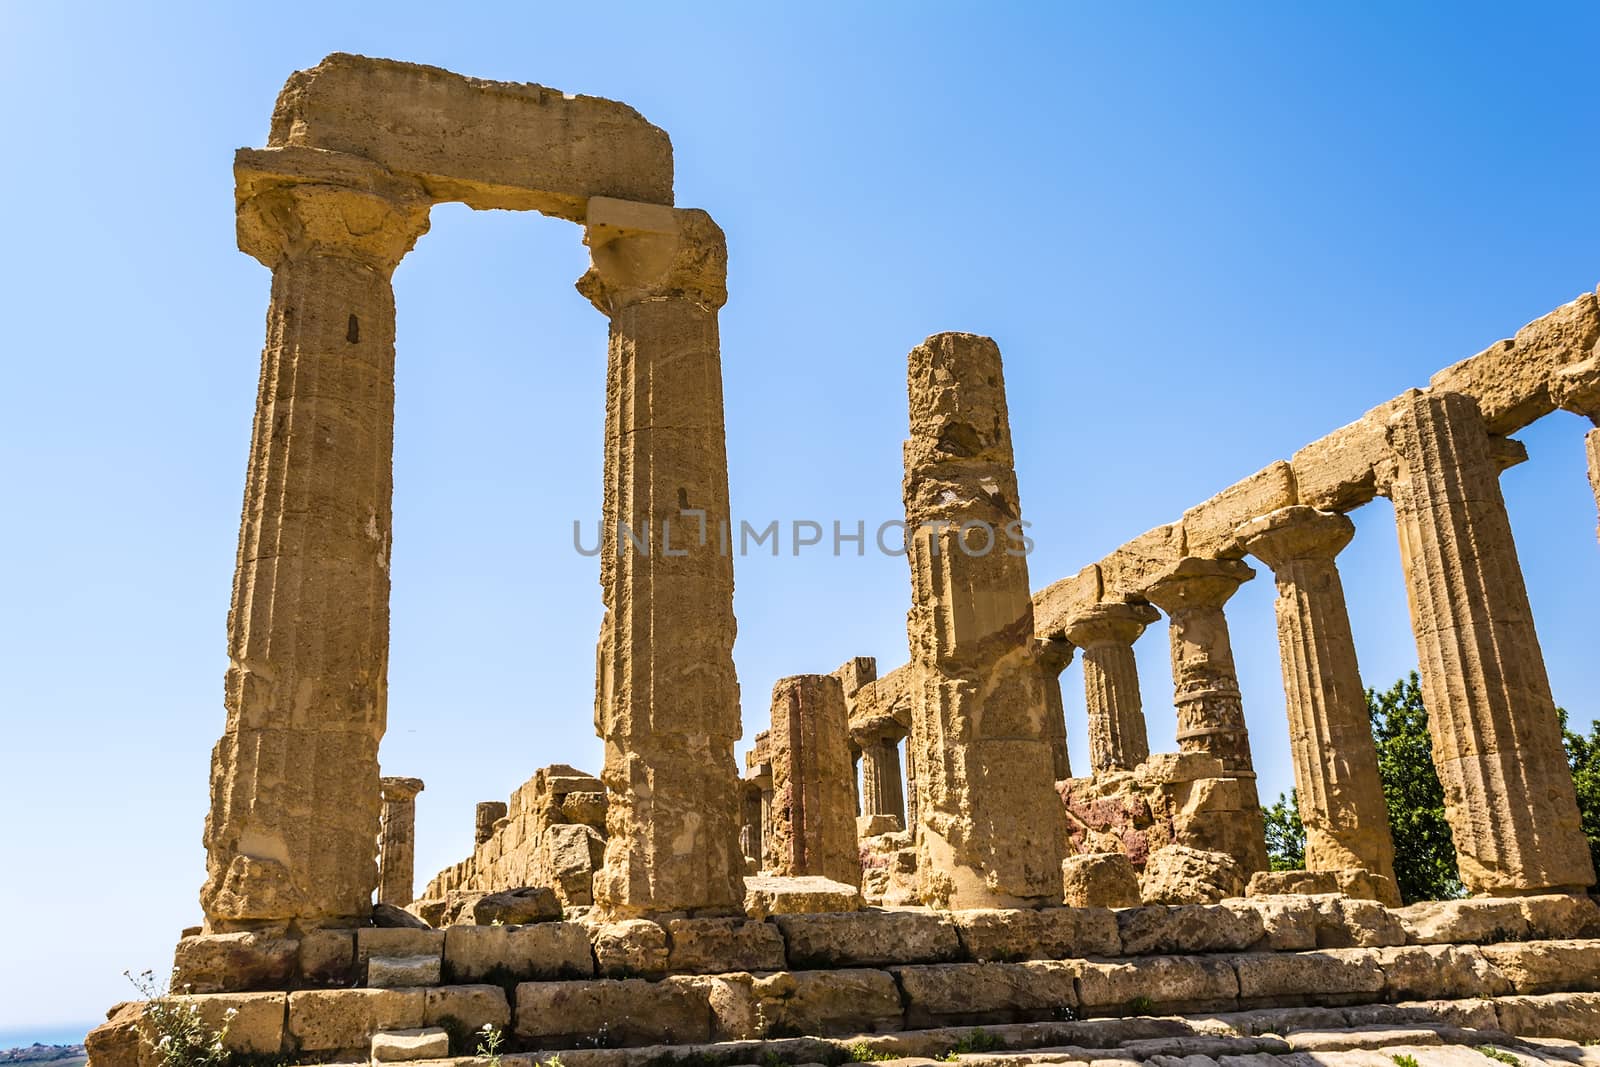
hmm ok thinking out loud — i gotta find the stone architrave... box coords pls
[1383,390,1595,894]
[579,198,745,917]
[1554,359,1600,544]
[1037,639,1075,781]
[200,148,431,931]
[377,777,425,906]
[1237,506,1398,896]
[1144,556,1268,874]
[475,802,508,847]
[765,675,861,886]
[1062,601,1159,774]
[902,332,1066,908]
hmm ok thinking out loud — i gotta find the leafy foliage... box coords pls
[1263,788,1305,871]
[1368,672,1463,904]
[125,970,234,1067]
[1560,708,1600,879]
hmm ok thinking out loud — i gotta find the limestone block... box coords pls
[370,1028,449,1063]
[287,989,426,1053]
[367,955,442,988]
[1075,956,1239,1014]
[777,910,961,968]
[1309,896,1406,948]
[560,791,607,830]
[167,993,287,1055]
[539,824,604,906]
[1518,894,1600,940]
[1289,401,1402,513]
[1233,948,1385,1007]
[85,1002,153,1067]
[665,917,787,974]
[468,886,563,925]
[357,929,444,972]
[751,969,904,1036]
[1373,944,1510,1001]
[593,918,669,978]
[172,931,297,994]
[443,924,593,983]
[668,973,762,1041]
[1116,904,1265,956]
[1479,939,1600,995]
[1429,291,1600,433]
[1062,853,1142,909]
[1099,525,1187,601]
[742,875,861,918]
[857,814,901,838]
[1333,869,1401,906]
[300,929,356,986]
[1246,870,1339,896]
[1182,462,1296,560]
[1394,898,1530,945]
[894,961,1079,1027]
[265,54,673,219]
[1033,565,1104,639]
[1493,992,1600,1040]
[513,978,711,1048]
[1242,896,1320,951]
[1140,845,1245,904]
[950,907,1120,962]
[422,985,510,1032]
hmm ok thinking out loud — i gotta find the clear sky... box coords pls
[2,1,1598,1040]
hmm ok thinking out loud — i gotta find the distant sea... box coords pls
[0,1024,94,1050]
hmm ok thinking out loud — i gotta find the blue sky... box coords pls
[2,1,1598,1038]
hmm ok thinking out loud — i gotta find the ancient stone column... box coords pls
[200,148,431,931]
[1063,601,1159,774]
[765,675,861,886]
[378,777,424,906]
[903,332,1066,908]
[475,802,508,847]
[859,736,906,827]
[1555,359,1600,545]
[579,198,745,917]
[1237,506,1398,899]
[1037,639,1074,781]
[1145,556,1268,873]
[1383,390,1595,894]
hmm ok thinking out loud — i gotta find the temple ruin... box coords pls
[85,53,1600,1067]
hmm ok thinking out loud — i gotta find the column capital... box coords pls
[235,147,431,273]
[1063,600,1160,648]
[1035,636,1074,676]
[576,197,728,313]
[1144,557,1254,613]
[1554,357,1600,426]
[1237,505,1355,569]
[380,776,425,802]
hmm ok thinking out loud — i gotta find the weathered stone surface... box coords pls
[374,902,432,929]
[1479,939,1600,995]
[422,985,510,1032]
[1237,507,1398,901]
[593,918,669,978]
[1140,845,1245,905]
[1290,402,1399,512]
[474,886,564,925]
[443,923,593,982]
[1243,896,1320,951]
[287,988,426,1053]
[1374,944,1510,1001]
[951,906,1121,961]
[665,917,786,974]
[1494,991,1600,1040]
[539,824,605,906]
[1182,461,1296,560]
[1383,390,1594,894]
[513,977,711,1048]
[1063,602,1160,775]
[778,910,961,967]
[1395,897,1530,945]
[895,961,1079,1026]
[357,928,444,972]
[114,993,286,1056]
[1076,956,1239,1014]
[753,969,904,1036]
[1033,564,1103,640]
[202,152,431,931]
[1234,948,1385,1007]
[765,674,860,886]
[742,875,862,918]
[368,954,442,988]
[1308,896,1406,949]
[378,777,425,907]
[1246,870,1339,896]
[902,332,1065,907]
[582,199,745,919]
[1099,524,1186,602]
[1117,904,1265,955]
[299,928,356,986]
[172,931,297,993]
[1519,893,1600,939]
[370,1028,449,1063]
[1062,853,1142,909]
[475,802,507,846]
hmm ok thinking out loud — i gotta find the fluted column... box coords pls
[579,198,744,916]
[859,735,907,827]
[1063,602,1159,774]
[378,777,425,906]
[1037,639,1074,781]
[201,149,431,931]
[766,675,861,885]
[1238,506,1398,898]
[1383,390,1594,894]
[903,332,1065,907]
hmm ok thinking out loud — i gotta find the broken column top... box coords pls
[380,776,424,800]
[261,52,673,220]
[905,332,1015,473]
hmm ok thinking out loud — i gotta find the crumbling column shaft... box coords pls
[1064,603,1158,774]
[201,160,430,930]
[1239,507,1397,897]
[1037,639,1074,781]
[860,737,906,826]
[765,675,860,884]
[378,777,424,906]
[1386,391,1594,894]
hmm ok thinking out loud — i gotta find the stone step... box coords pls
[370,1028,450,1063]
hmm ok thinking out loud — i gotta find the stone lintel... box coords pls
[1180,461,1297,560]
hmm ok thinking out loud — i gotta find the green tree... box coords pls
[1264,788,1305,871]
[1368,672,1463,904]
[1560,709,1600,879]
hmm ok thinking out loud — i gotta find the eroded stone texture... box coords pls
[764,674,860,886]
[1062,601,1159,774]
[1237,506,1397,901]
[474,802,506,847]
[1382,390,1595,894]
[377,777,424,907]
[202,148,432,931]
[902,332,1065,907]
[580,198,745,916]
[1553,355,1600,544]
